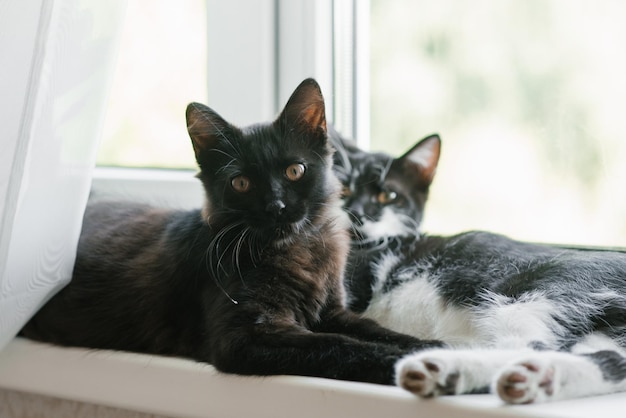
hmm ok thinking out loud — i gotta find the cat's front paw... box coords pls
[395,352,460,397]
[495,359,556,404]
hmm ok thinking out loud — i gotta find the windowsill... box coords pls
[91,167,204,209]
[1,338,625,418]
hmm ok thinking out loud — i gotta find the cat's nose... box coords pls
[266,200,286,217]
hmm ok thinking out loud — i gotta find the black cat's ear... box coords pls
[186,102,232,160]
[398,134,441,186]
[276,78,327,137]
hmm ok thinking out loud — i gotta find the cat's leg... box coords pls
[316,309,444,351]
[212,326,419,385]
[396,348,527,396]
[496,349,626,404]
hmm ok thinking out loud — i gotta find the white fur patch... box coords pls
[364,273,577,350]
[359,207,412,240]
[474,291,567,349]
[571,332,626,356]
[371,252,401,293]
[363,268,480,345]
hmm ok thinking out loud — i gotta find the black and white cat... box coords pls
[21,79,441,385]
[332,134,626,403]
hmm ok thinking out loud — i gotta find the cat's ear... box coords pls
[398,134,441,186]
[276,78,327,137]
[186,102,232,160]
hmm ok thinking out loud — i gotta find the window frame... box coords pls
[93,0,369,201]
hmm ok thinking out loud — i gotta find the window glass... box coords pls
[370,0,626,247]
[97,0,207,169]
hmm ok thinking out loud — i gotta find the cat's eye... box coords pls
[377,190,398,205]
[231,175,251,193]
[285,163,306,181]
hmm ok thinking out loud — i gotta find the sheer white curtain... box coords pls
[0,0,127,350]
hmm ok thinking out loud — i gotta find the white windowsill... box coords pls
[90,167,204,209]
[0,338,625,418]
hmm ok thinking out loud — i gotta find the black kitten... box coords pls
[21,79,440,385]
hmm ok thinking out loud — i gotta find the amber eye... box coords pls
[285,163,306,181]
[231,175,251,193]
[377,190,398,205]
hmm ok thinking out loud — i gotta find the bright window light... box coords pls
[370,0,626,247]
[97,0,207,169]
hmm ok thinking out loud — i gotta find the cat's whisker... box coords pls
[346,218,364,239]
[394,213,422,236]
[209,148,239,162]
[349,231,394,250]
[312,150,330,165]
[215,227,243,271]
[248,231,259,267]
[234,226,251,286]
[205,221,246,304]
[299,218,317,245]
[330,139,353,174]
[216,158,239,175]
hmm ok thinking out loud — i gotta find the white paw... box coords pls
[495,358,556,404]
[395,352,461,397]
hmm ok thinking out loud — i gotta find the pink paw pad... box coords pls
[497,361,555,404]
